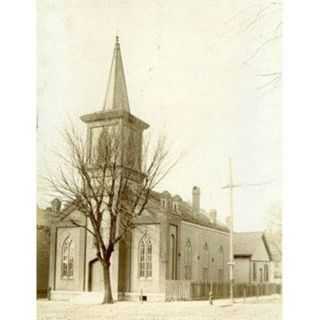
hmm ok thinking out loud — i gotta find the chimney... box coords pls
[192,186,200,215]
[51,198,61,214]
[208,209,217,224]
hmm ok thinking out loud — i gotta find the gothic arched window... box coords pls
[217,245,224,282]
[61,235,74,279]
[202,242,209,281]
[138,234,152,279]
[264,264,269,282]
[170,234,177,280]
[184,239,192,280]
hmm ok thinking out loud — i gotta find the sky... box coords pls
[37,0,281,232]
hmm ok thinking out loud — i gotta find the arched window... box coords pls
[202,242,209,281]
[170,234,177,279]
[61,235,74,279]
[138,234,152,279]
[264,264,269,282]
[184,239,192,280]
[253,262,257,281]
[217,245,224,282]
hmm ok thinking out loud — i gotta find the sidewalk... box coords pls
[208,294,281,307]
[37,294,281,320]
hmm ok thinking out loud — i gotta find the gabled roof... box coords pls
[102,36,130,112]
[264,233,282,262]
[180,202,229,232]
[234,232,272,260]
[50,190,229,233]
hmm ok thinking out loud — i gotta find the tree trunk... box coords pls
[102,262,113,304]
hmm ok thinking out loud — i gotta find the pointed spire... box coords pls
[102,36,130,112]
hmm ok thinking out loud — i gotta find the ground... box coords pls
[37,295,281,320]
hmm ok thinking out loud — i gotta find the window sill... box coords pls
[139,277,153,281]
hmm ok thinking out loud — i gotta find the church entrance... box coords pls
[89,259,104,291]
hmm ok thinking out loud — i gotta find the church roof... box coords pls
[179,203,229,232]
[50,190,229,234]
[102,36,130,112]
[148,191,229,233]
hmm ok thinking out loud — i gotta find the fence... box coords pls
[165,281,191,301]
[165,281,281,301]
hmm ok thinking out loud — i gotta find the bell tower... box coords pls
[80,36,149,182]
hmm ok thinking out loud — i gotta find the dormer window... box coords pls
[160,191,171,210]
[172,195,182,214]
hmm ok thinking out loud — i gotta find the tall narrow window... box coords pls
[217,246,224,282]
[61,235,74,279]
[202,242,209,282]
[259,268,263,283]
[253,262,257,281]
[264,264,269,282]
[138,234,152,279]
[170,234,176,279]
[184,240,192,280]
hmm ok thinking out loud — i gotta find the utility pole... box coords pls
[222,158,239,304]
[222,158,240,303]
[222,158,274,304]
[228,158,234,303]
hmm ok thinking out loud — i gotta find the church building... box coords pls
[48,37,230,302]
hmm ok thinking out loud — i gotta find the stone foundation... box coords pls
[50,291,105,304]
[119,292,166,302]
[50,290,166,303]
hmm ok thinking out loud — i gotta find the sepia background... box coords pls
[37,0,281,232]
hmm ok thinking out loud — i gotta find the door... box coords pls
[259,268,263,283]
[89,260,104,291]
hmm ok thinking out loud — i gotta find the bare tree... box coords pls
[223,0,282,91]
[266,204,282,256]
[46,126,178,304]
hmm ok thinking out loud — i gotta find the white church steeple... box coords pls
[80,36,149,180]
[102,36,130,112]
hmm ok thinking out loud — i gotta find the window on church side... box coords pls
[61,235,74,280]
[170,234,177,280]
[264,264,269,282]
[218,269,224,283]
[202,242,209,282]
[184,240,192,280]
[138,234,152,279]
[217,245,224,282]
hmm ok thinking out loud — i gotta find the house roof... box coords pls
[264,233,282,261]
[234,232,271,259]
